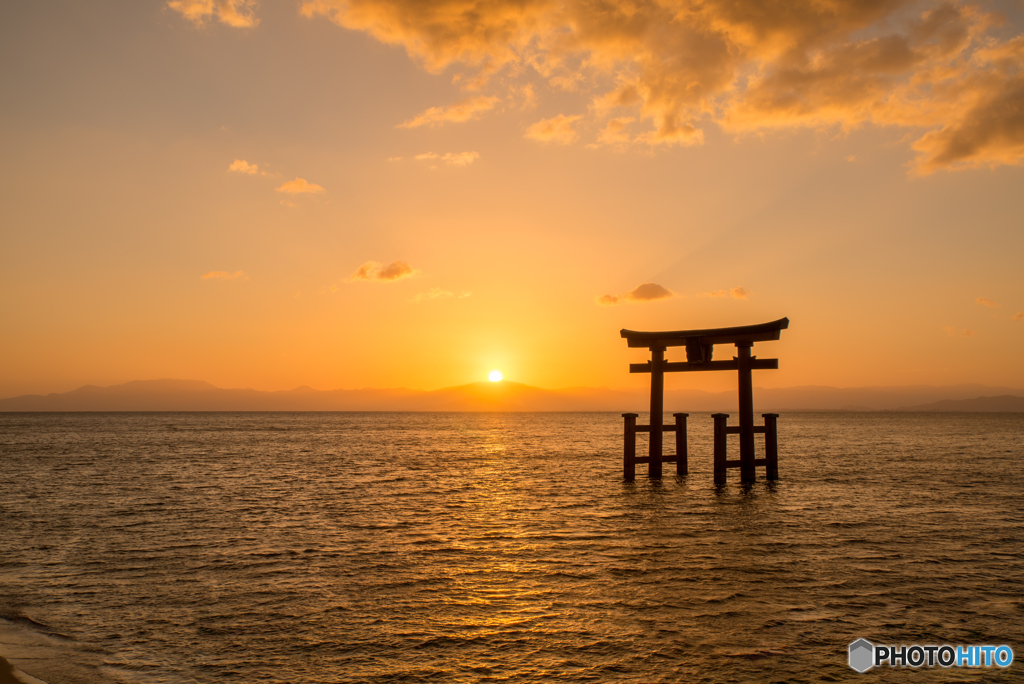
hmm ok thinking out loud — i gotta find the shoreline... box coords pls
[0,618,102,684]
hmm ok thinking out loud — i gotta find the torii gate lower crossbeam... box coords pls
[620,317,789,482]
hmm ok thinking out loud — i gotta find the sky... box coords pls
[1,0,1023,397]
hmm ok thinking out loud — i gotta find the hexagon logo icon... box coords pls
[849,638,874,673]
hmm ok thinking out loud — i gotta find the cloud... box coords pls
[398,96,500,128]
[299,0,1024,172]
[349,260,418,282]
[1013,312,1024,321]
[598,282,673,304]
[962,329,976,337]
[730,287,749,300]
[976,296,999,307]
[412,288,472,302]
[441,151,479,166]
[415,151,480,166]
[168,0,257,27]
[525,114,583,144]
[944,325,975,337]
[699,287,748,299]
[201,270,248,280]
[228,159,259,174]
[276,177,325,194]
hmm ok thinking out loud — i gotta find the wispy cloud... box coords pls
[398,96,499,128]
[976,296,999,307]
[228,159,259,175]
[441,151,479,166]
[276,177,325,194]
[412,288,471,302]
[944,326,976,337]
[415,151,480,166]
[168,0,257,27]
[699,287,749,299]
[1012,312,1024,321]
[349,260,418,282]
[201,270,248,280]
[597,282,673,305]
[525,114,582,145]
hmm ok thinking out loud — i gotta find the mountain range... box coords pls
[2,379,1023,412]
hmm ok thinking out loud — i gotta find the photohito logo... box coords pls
[848,639,1014,672]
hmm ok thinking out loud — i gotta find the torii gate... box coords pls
[619,317,789,483]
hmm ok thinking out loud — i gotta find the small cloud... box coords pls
[442,151,479,166]
[597,283,673,305]
[387,156,403,162]
[414,287,452,301]
[976,297,999,307]
[627,282,673,302]
[846,155,858,162]
[525,114,583,145]
[201,270,248,280]
[943,326,958,337]
[349,260,418,282]
[168,0,257,27]
[412,288,470,302]
[398,96,499,129]
[1012,312,1024,321]
[944,326,975,337]
[698,287,747,299]
[414,151,479,166]
[228,159,259,174]
[962,329,976,337]
[276,177,324,194]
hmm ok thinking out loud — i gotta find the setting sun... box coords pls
[488,370,503,382]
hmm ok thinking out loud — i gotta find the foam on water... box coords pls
[1,412,1022,682]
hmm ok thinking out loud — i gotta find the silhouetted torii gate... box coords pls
[620,317,789,483]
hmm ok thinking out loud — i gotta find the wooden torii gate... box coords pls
[620,317,789,483]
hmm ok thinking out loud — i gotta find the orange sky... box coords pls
[1,0,1023,397]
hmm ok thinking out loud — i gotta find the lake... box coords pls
[1,412,1022,682]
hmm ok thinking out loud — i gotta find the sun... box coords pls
[488,370,503,382]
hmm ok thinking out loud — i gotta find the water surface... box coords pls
[1,412,1022,682]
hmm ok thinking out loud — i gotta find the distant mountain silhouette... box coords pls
[894,395,1024,412]
[2,379,1023,412]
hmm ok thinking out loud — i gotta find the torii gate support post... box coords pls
[623,413,638,480]
[736,342,756,483]
[712,413,728,485]
[649,346,665,478]
[674,413,688,475]
[764,413,779,480]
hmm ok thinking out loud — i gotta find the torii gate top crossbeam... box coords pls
[620,317,789,349]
